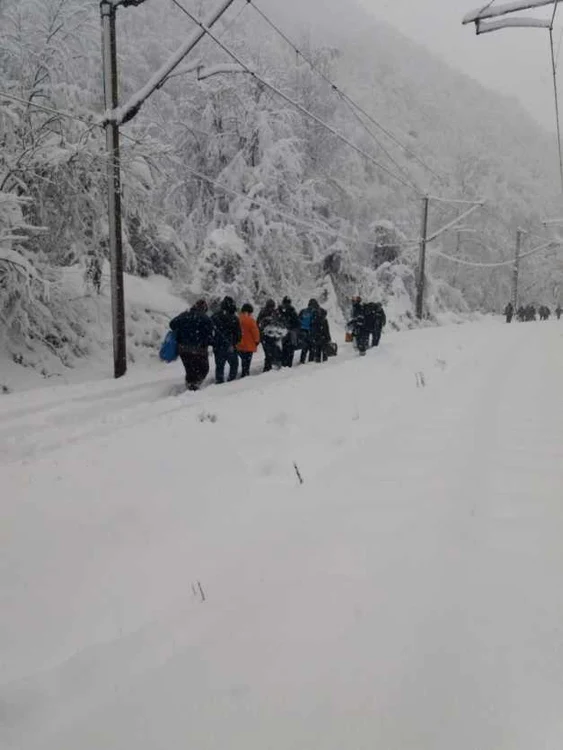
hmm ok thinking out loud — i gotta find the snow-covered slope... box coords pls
[2,318,563,749]
[0,266,186,392]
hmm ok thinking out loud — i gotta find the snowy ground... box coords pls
[2,317,563,750]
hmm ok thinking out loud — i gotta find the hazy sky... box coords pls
[357,0,560,131]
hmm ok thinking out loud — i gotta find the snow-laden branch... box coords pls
[197,63,248,81]
[463,0,556,24]
[103,0,237,126]
[0,248,49,298]
[477,17,551,32]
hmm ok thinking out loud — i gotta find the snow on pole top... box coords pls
[463,0,557,25]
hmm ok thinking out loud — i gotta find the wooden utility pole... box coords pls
[512,229,523,311]
[416,196,430,319]
[101,0,127,378]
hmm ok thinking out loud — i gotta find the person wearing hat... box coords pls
[211,296,242,383]
[278,296,300,367]
[169,299,214,390]
[237,303,261,377]
[351,295,363,319]
[257,299,286,371]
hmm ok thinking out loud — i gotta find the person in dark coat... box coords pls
[258,299,286,371]
[351,295,363,319]
[556,305,562,320]
[310,306,331,362]
[504,302,514,323]
[170,299,214,390]
[372,302,386,346]
[348,304,370,356]
[517,305,525,322]
[211,296,241,384]
[278,296,300,367]
[362,302,377,346]
[298,298,318,364]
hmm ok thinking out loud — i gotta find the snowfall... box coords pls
[2,315,563,750]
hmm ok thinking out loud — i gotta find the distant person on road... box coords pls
[237,303,260,378]
[257,299,286,372]
[556,305,562,320]
[517,305,525,322]
[278,296,300,367]
[169,299,214,391]
[211,296,241,384]
[504,301,514,323]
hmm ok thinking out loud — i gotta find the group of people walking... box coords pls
[168,294,386,391]
[347,296,387,355]
[504,302,562,323]
[169,295,338,391]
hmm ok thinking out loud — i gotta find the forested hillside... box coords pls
[1,0,561,379]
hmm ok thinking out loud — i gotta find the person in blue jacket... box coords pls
[170,300,214,390]
[298,298,318,364]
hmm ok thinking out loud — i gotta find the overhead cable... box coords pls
[169,0,424,195]
[1,87,415,249]
[183,164,416,248]
[549,5,563,193]
[0,89,148,148]
[426,195,485,205]
[246,0,446,187]
[246,1,426,191]
[430,239,560,267]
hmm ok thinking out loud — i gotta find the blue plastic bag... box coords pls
[159,330,178,363]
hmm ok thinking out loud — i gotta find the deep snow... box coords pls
[2,318,563,749]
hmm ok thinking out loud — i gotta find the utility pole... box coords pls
[512,229,523,311]
[101,0,127,378]
[416,195,430,319]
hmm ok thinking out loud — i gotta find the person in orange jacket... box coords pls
[237,303,261,377]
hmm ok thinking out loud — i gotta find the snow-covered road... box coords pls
[2,318,563,749]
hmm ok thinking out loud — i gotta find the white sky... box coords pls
[357,0,561,131]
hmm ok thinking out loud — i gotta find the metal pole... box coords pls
[101,1,127,378]
[512,229,522,311]
[416,196,430,320]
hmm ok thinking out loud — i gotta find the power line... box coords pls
[549,7,563,193]
[1,86,419,250]
[245,1,425,191]
[0,89,147,148]
[0,90,96,129]
[169,0,424,195]
[426,195,485,205]
[431,239,560,267]
[246,0,447,187]
[551,0,560,27]
[183,164,417,248]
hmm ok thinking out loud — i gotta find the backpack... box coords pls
[299,308,313,332]
[159,330,178,363]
